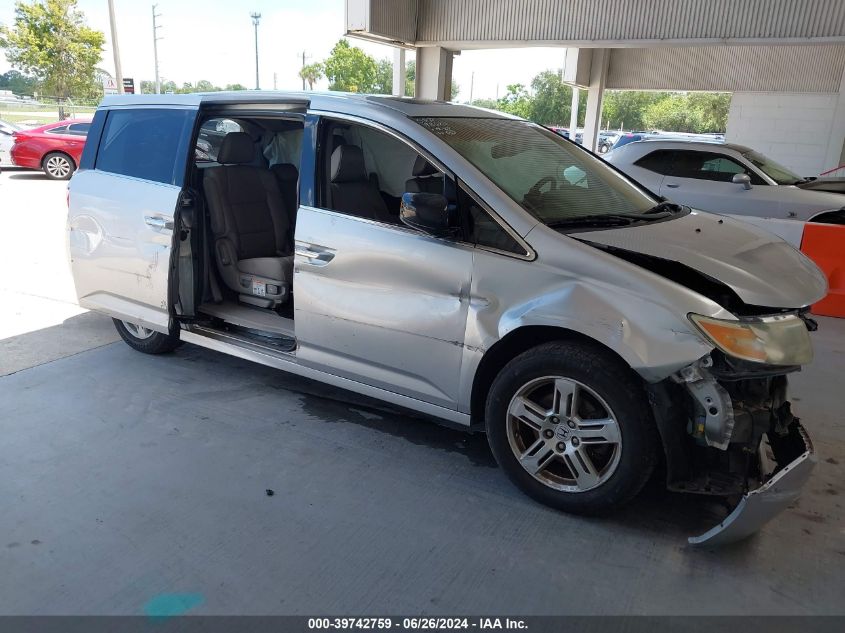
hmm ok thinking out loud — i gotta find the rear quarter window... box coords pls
[634,150,677,175]
[95,108,194,185]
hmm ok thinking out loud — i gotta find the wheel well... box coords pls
[469,326,632,428]
[42,151,76,168]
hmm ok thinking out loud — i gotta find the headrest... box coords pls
[412,155,438,177]
[217,132,254,164]
[271,163,299,182]
[330,145,367,183]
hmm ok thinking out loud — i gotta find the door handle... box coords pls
[144,216,174,231]
[295,241,336,266]
[665,183,680,188]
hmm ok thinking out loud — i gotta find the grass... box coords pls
[0,103,97,125]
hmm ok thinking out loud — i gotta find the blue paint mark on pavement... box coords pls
[144,593,204,619]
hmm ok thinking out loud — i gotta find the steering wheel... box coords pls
[528,175,559,197]
[523,175,560,212]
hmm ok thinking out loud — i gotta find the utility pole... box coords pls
[152,4,162,94]
[273,72,277,90]
[469,71,474,104]
[251,12,261,90]
[298,51,311,90]
[107,0,124,94]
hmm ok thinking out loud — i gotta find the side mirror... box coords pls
[732,173,752,190]
[400,192,454,237]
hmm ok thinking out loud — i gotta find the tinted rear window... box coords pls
[95,109,194,185]
[634,150,677,175]
[66,123,90,136]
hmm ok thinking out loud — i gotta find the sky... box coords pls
[0,0,565,100]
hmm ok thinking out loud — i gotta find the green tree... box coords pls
[194,79,219,92]
[687,92,730,132]
[496,83,532,118]
[225,83,248,91]
[372,58,392,94]
[528,70,568,125]
[0,0,105,109]
[601,91,669,131]
[405,60,416,96]
[298,62,323,90]
[469,98,499,110]
[642,94,704,132]
[323,39,376,92]
[0,69,39,95]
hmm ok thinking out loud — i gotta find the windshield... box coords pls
[416,117,657,224]
[742,150,803,185]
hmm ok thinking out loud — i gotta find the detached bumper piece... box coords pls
[689,423,815,546]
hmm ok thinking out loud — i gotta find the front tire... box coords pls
[485,341,658,515]
[42,152,75,180]
[113,319,182,354]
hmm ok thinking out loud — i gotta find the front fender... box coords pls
[498,280,713,381]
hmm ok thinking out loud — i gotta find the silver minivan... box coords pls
[67,93,827,545]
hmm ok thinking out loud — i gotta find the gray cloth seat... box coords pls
[203,132,293,308]
[329,145,393,223]
[270,163,299,241]
[405,155,443,194]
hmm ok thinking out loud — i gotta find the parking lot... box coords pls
[0,168,843,615]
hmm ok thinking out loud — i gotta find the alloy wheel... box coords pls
[506,375,622,493]
[121,321,155,340]
[45,155,72,179]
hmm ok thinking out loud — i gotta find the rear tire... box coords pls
[113,319,182,354]
[42,152,75,180]
[485,340,658,515]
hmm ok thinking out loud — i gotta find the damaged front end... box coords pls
[648,349,816,546]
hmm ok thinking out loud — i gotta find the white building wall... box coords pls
[726,92,844,176]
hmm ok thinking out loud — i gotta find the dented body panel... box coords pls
[575,211,827,309]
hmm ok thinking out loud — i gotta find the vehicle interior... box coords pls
[178,111,456,353]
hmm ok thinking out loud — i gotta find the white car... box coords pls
[605,140,845,224]
[0,119,19,167]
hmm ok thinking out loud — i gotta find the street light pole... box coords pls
[251,12,261,90]
[107,0,124,94]
[152,4,162,94]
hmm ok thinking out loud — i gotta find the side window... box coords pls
[673,151,764,184]
[196,118,244,162]
[459,186,526,256]
[66,123,90,136]
[96,108,194,185]
[45,125,68,135]
[321,119,444,225]
[634,150,676,175]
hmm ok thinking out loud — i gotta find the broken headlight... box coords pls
[689,313,813,365]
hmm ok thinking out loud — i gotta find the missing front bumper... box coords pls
[688,424,816,546]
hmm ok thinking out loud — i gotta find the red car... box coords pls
[10,118,91,180]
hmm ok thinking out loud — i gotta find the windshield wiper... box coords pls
[643,200,685,215]
[546,208,676,230]
[546,214,640,229]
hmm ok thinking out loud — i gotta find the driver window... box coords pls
[321,120,444,225]
[459,186,526,255]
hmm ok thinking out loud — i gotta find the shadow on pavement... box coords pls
[7,171,50,181]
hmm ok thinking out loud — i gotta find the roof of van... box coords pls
[98,91,516,119]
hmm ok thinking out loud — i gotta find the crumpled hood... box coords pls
[574,210,827,309]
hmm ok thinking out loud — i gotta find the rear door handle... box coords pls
[145,216,174,231]
[295,241,336,266]
[664,183,680,189]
